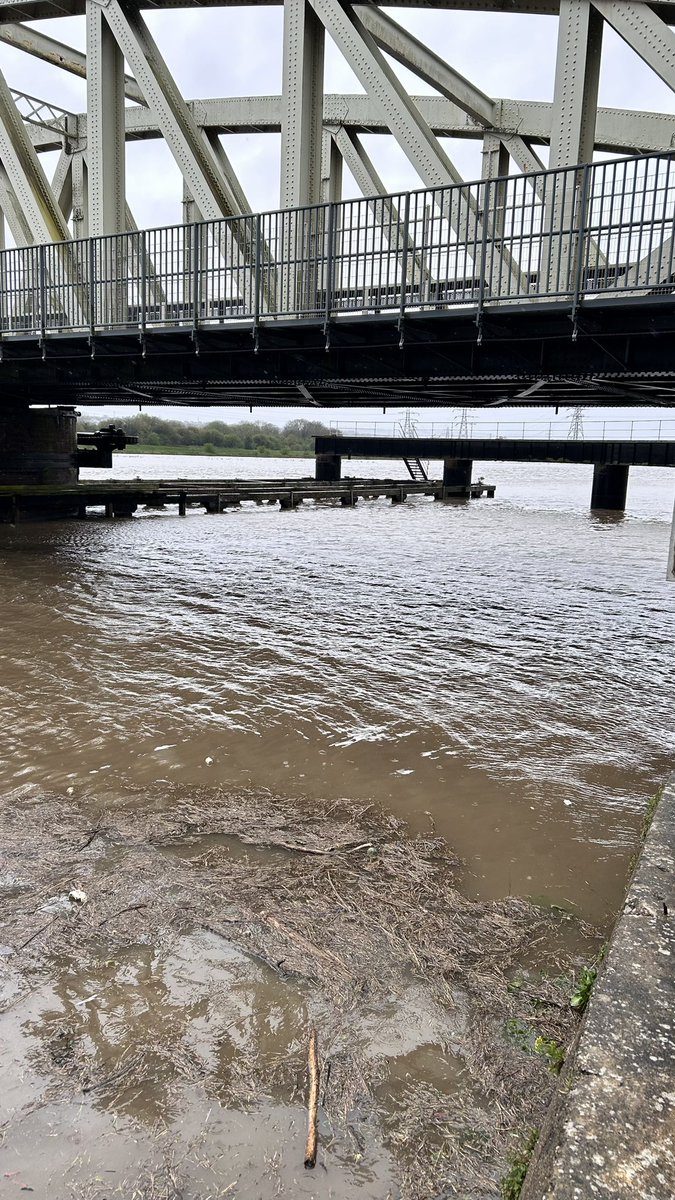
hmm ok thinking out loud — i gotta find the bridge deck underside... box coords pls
[4,298,675,408]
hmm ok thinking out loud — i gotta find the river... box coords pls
[0,451,673,1196]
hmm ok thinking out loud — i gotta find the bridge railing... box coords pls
[0,152,673,336]
[328,418,675,442]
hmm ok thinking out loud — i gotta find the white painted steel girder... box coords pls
[0,21,146,104]
[320,128,343,204]
[2,0,675,254]
[204,131,251,215]
[86,2,126,235]
[550,0,603,167]
[480,134,509,181]
[71,150,88,238]
[51,150,73,222]
[0,162,34,245]
[308,0,461,189]
[592,0,675,91]
[90,0,236,221]
[281,0,325,208]
[331,126,387,199]
[356,6,496,127]
[82,96,675,156]
[0,66,71,243]
[502,136,546,182]
[7,2,675,23]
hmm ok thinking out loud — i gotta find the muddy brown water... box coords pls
[1,453,673,1198]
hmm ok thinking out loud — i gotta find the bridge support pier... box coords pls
[0,405,80,520]
[316,451,341,481]
[442,457,473,497]
[0,405,78,486]
[590,463,629,511]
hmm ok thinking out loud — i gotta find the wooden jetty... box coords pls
[0,476,495,522]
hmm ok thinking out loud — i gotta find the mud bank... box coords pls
[0,786,598,1199]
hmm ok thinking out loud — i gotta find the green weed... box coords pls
[570,966,597,1012]
[500,1128,539,1200]
[505,1017,533,1052]
[534,1036,565,1072]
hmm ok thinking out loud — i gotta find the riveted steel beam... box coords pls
[205,132,251,215]
[87,1,126,235]
[331,126,385,198]
[308,0,460,188]
[551,0,603,167]
[281,0,325,207]
[93,0,235,220]
[0,163,33,246]
[51,149,73,222]
[72,150,88,239]
[22,93,675,159]
[481,133,509,180]
[502,135,546,182]
[104,95,675,156]
[481,134,509,246]
[0,3,572,21]
[0,22,146,105]
[0,66,71,243]
[357,6,497,127]
[320,128,342,204]
[592,0,675,92]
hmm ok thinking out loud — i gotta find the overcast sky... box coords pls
[1,4,673,427]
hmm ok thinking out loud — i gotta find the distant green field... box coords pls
[79,415,332,459]
[121,444,312,458]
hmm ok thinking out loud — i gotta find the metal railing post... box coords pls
[88,237,96,336]
[324,201,335,333]
[571,162,592,321]
[192,222,200,334]
[253,213,261,331]
[139,231,147,335]
[399,192,410,330]
[476,176,491,331]
[38,244,46,341]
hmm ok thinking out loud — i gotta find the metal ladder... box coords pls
[403,457,429,481]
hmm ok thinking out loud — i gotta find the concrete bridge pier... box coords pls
[442,457,473,497]
[316,452,341,482]
[0,405,81,519]
[0,405,79,486]
[590,463,629,511]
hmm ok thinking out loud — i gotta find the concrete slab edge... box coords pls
[520,774,675,1200]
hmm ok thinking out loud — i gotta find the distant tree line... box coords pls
[77,415,336,456]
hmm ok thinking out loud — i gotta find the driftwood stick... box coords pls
[304,1026,320,1169]
[275,840,373,856]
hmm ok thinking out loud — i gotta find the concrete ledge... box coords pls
[521,775,675,1200]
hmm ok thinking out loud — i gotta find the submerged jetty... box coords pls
[0,475,495,522]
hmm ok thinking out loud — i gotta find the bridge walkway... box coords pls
[0,153,675,406]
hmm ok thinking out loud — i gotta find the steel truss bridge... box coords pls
[1,152,675,407]
[0,1,674,407]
